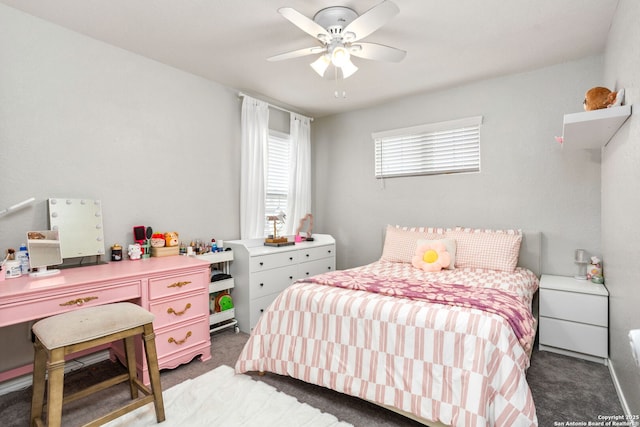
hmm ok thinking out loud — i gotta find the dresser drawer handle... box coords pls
[59,296,98,307]
[168,331,192,345]
[259,283,264,287]
[167,303,192,316]
[259,262,264,266]
[289,276,293,280]
[306,254,310,257]
[167,281,191,289]
[289,257,293,261]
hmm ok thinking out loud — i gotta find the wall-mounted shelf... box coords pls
[560,105,631,149]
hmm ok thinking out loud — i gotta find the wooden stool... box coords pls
[30,302,165,427]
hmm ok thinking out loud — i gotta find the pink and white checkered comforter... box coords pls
[235,261,539,426]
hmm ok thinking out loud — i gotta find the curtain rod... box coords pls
[238,92,313,122]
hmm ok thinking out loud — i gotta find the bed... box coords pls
[235,226,541,427]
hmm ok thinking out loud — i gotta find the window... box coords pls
[264,131,290,235]
[373,116,482,178]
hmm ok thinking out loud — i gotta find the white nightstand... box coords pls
[538,274,609,365]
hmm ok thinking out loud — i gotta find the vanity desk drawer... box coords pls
[149,291,209,329]
[147,271,207,300]
[155,316,210,361]
[3,280,141,325]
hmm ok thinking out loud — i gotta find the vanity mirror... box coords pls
[27,230,62,277]
[48,198,105,261]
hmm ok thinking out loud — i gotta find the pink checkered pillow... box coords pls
[381,225,445,263]
[445,227,522,272]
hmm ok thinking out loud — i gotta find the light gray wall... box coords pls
[313,56,603,275]
[0,5,242,370]
[602,0,640,415]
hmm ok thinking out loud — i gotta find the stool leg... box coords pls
[142,323,165,422]
[30,339,47,426]
[46,348,66,427]
[123,336,138,399]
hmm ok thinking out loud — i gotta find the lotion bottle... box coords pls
[17,243,29,274]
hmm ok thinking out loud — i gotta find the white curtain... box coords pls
[285,113,312,235]
[240,96,270,239]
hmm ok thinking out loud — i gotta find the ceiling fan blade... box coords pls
[343,1,400,42]
[267,46,325,62]
[278,7,331,41]
[350,42,406,62]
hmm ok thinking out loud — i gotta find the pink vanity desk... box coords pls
[0,256,211,385]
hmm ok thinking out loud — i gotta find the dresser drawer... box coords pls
[148,271,207,300]
[539,288,607,326]
[156,316,210,361]
[298,245,335,262]
[249,293,281,330]
[539,316,608,358]
[298,257,335,278]
[250,265,297,299]
[250,251,297,272]
[149,291,208,329]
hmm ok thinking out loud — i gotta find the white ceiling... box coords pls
[1,0,619,118]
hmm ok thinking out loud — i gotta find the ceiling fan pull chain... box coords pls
[334,67,347,99]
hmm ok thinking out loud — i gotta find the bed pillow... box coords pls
[415,238,456,270]
[445,227,522,272]
[380,225,445,263]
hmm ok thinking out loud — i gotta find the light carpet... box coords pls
[104,365,352,427]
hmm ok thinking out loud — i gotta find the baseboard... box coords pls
[0,350,110,397]
[608,358,633,417]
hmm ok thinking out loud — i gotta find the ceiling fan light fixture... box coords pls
[331,46,350,67]
[310,55,330,77]
[340,57,358,79]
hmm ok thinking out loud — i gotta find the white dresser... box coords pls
[226,234,336,333]
[538,274,609,364]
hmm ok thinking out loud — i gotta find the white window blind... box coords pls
[265,131,290,235]
[373,116,482,178]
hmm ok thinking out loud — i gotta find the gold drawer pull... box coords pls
[168,331,192,345]
[167,281,192,289]
[59,296,98,307]
[167,303,192,316]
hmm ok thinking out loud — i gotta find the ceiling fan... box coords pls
[267,1,406,80]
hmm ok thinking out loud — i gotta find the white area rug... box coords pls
[104,365,352,427]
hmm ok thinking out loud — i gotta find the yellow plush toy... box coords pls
[583,87,618,111]
[164,231,179,247]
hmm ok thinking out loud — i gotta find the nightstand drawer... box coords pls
[539,288,607,326]
[539,316,608,358]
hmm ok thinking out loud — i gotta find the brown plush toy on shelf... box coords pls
[583,87,618,111]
